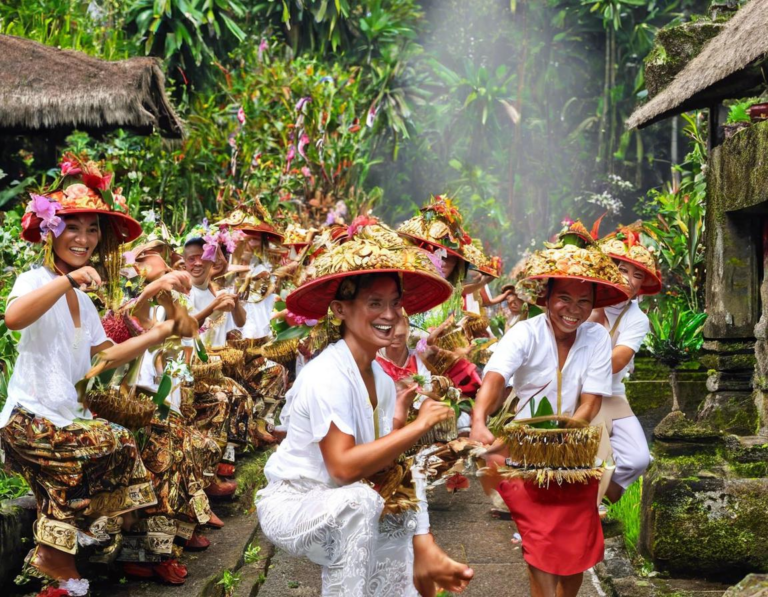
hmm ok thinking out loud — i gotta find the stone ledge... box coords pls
[0,495,36,588]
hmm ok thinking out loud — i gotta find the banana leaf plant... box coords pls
[644,305,707,412]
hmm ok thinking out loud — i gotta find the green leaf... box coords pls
[152,373,172,419]
[275,325,310,341]
[195,338,208,362]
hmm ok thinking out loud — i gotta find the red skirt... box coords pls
[497,478,604,576]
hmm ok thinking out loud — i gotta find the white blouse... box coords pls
[264,339,395,487]
[241,263,276,340]
[484,313,613,419]
[604,300,649,397]
[0,267,110,428]
[190,285,238,348]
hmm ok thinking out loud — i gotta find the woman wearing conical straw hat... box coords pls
[256,217,473,596]
[470,221,630,597]
[590,224,659,505]
[0,154,184,594]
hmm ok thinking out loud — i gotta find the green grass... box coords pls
[606,478,642,554]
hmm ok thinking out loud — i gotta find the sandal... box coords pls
[154,559,187,585]
[184,532,210,552]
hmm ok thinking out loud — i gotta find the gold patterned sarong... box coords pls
[0,407,157,554]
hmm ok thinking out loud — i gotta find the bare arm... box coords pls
[611,345,635,374]
[319,399,452,485]
[5,266,100,331]
[232,297,246,328]
[571,392,602,424]
[88,320,175,374]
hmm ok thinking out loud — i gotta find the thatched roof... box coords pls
[627,0,768,130]
[0,35,183,138]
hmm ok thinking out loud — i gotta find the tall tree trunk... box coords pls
[670,368,681,412]
[597,27,611,171]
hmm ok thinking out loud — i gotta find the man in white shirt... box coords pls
[183,237,246,348]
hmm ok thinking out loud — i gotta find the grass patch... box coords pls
[234,447,274,504]
[606,478,642,554]
[0,469,29,501]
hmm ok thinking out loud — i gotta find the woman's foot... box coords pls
[412,533,474,596]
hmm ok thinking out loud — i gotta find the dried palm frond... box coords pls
[85,388,156,431]
[501,420,601,470]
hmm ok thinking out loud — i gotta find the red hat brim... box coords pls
[21,209,143,244]
[526,274,631,309]
[397,232,467,262]
[286,269,453,320]
[608,254,662,295]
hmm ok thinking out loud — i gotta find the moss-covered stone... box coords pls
[698,392,759,435]
[644,20,725,97]
[641,460,768,576]
[654,410,721,441]
[700,353,757,372]
[724,574,768,597]
[724,435,768,464]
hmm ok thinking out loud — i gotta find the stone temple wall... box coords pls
[640,119,768,578]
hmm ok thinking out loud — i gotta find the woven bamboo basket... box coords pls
[229,337,269,352]
[254,338,300,366]
[85,389,156,431]
[419,415,458,445]
[435,328,469,351]
[498,416,603,485]
[422,349,460,376]
[462,313,490,338]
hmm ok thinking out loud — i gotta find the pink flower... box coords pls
[301,166,312,178]
[295,97,312,113]
[202,233,219,262]
[63,183,90,200]
[237,106,246,124]
[113,188,127,210]
[366,103,378,128]
[416,338,428,354]
[123,250,136,265]
[285,145,296,171]
[60,160,81,177]
[347,215,377,238]
[298,133,310,160]
[258,38,268,62]
[426,251,445,274]
[27,193,64,238]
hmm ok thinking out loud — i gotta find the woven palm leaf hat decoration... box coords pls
[514,218,631,309]
[286,216,453,320]
[21,152,142,245]
[215,196,284,243]
[598,222,662,295]
[462,238,503,278]
[397,195,473,263]
[497,219,630,487]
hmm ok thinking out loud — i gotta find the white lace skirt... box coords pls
[256,480,419,596]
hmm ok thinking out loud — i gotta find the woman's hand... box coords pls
[69,266,102,289]
[396,381,419,409]
[153,271,192,295]
[414,398,453,432]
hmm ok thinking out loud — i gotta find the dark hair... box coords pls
[334,272,402,301]
[184,237,205,250]
[545,277,596,303]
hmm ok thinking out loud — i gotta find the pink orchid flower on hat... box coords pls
[27,193,65,238]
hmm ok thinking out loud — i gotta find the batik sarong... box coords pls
[0,407,156,554]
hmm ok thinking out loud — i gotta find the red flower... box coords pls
[347,215,378,238]
[446,473,470,493]
[60,160,82,177]
[37,587,70,597]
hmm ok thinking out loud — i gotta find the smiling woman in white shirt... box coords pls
[0,159,180,594]
[471,228,629,597]
[256,220,474,597]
